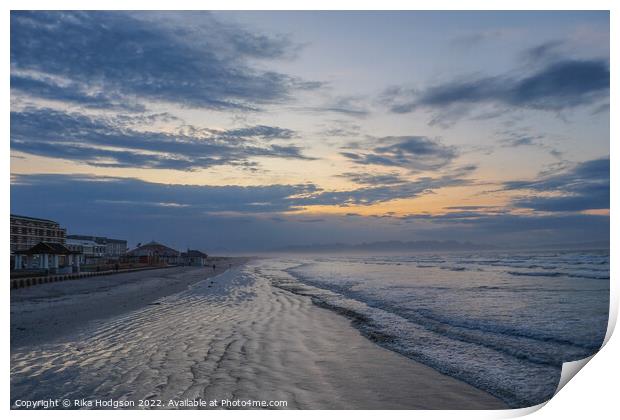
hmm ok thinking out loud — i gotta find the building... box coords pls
[14,242,81,274]
[126,241,180,265]
[105,238,128,258]
[66,234,127,259]
[10,214,66,254]
[180,249,208,266]
[66,238,106,264]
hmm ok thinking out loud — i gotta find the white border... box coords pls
[1,1,618,10]
[3,2,616,419]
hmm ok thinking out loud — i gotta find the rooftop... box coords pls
[15,242,79,255]
[11,214,60,224]
[181,249,208,258]
[66,238,103,247]
[127,241,180,256]
[67,234,126,244]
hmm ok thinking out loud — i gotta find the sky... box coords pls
[10,11,610,251]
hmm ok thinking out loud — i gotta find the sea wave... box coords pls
[262,251,609,408]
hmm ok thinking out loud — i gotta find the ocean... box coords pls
[255,250,610,408]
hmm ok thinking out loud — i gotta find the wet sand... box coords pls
[11,257,246,348]
[11,259,507,409]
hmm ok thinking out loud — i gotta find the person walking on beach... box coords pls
[212,264,216,271]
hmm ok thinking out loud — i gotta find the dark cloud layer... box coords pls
[10,74,145,112]
[341,136,458,171]
[10,173,473,251]
[11,11,319,111]
[11,108,309,171]
[11,171,467,215]
[11,174,318,214]
[505,157,609,212]
[11,173,608,251]
[381,53,609,120]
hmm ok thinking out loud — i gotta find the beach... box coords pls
[10,258,506,409]
[11,257,246,349]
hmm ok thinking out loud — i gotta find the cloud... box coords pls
[495,128,564,159]
[341,136,458,171]
[10,73,146,112]
[11,11,320,111]
[498,129,546,147]
[449,30,508,48]
[317,120,363,139]
[423,59,607,110]
[591,102,610,115]
[298,96,370,117]
[381,49,609,122]
[11,174,319,214]
[302,165,476,208]
[443,205,502,211]
[339,172,408,185]
[378,86,418,114]
[10,108,311,171]
[520,40,566,64]
[504,157,609,212]
[11,173,608,250]
[9,174,328,251]
[300,176,470,207]
[220,125,296,140]
[11,170,469,221]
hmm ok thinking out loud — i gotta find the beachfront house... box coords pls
[13,242,81,274]
[125,241,181,265]
[180,249,208,266]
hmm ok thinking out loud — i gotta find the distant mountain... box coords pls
[273,240,492,253]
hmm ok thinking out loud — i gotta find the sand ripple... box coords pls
[11,263,506,409]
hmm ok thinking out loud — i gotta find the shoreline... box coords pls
[11,258,507,409]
